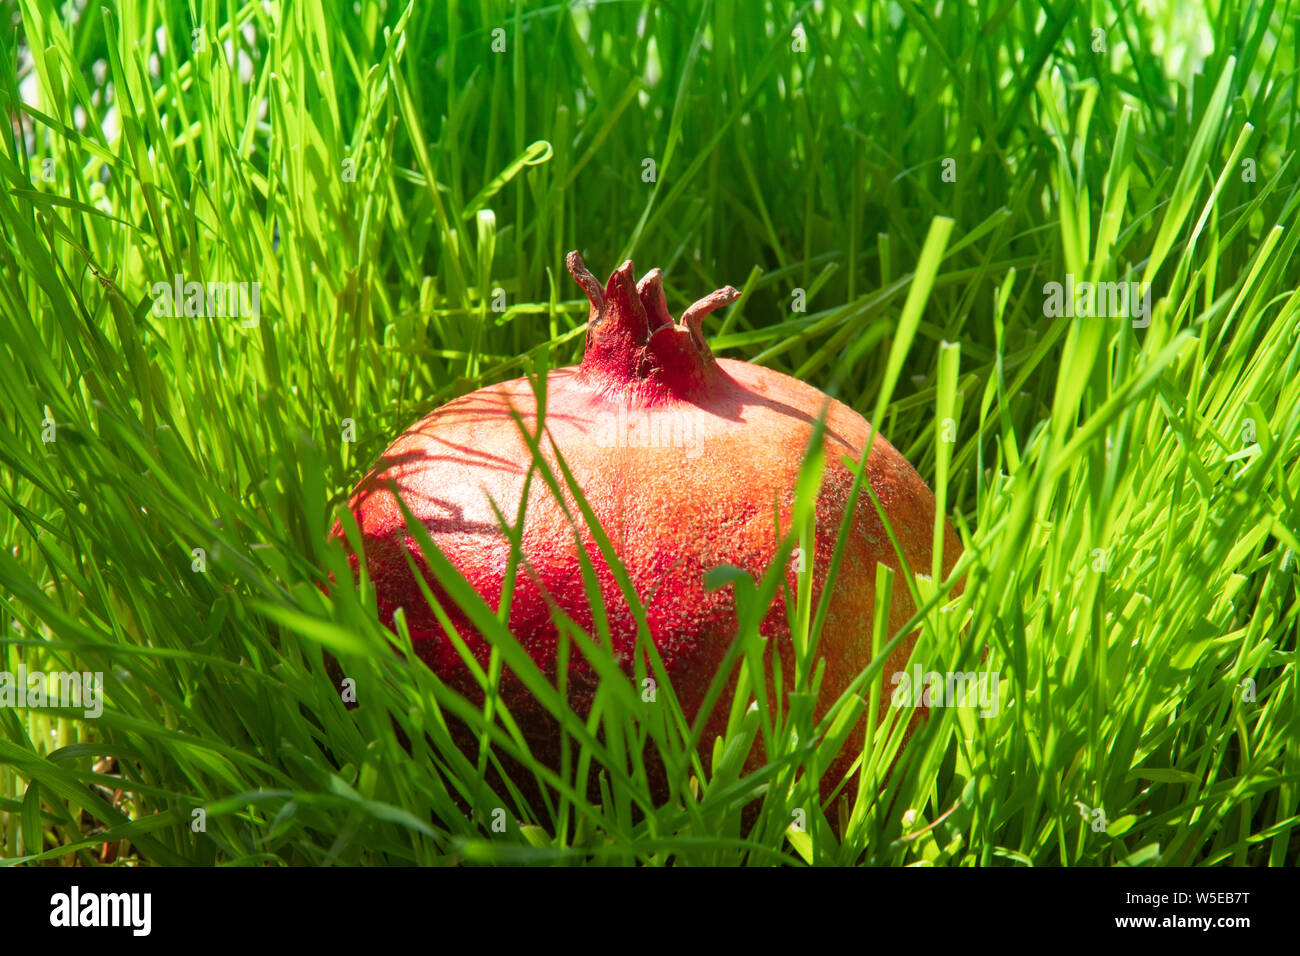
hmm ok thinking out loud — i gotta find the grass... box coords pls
[0,0,1297,865]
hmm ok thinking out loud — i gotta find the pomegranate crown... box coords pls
[566,251,740,399]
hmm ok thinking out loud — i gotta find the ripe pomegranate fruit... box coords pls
[332,252,961,811]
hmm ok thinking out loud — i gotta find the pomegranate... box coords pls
[332,251,962,811]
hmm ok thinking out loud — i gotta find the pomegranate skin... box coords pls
[333,253,962,810]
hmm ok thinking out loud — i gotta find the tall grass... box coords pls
[0,0,1296,865]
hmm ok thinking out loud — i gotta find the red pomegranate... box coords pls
[332,251,962,810]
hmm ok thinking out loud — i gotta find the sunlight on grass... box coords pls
[0,0,1296,866]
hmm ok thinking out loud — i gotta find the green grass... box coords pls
[1,0,1297,865]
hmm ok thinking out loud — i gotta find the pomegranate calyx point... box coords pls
[566,250,738,397]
